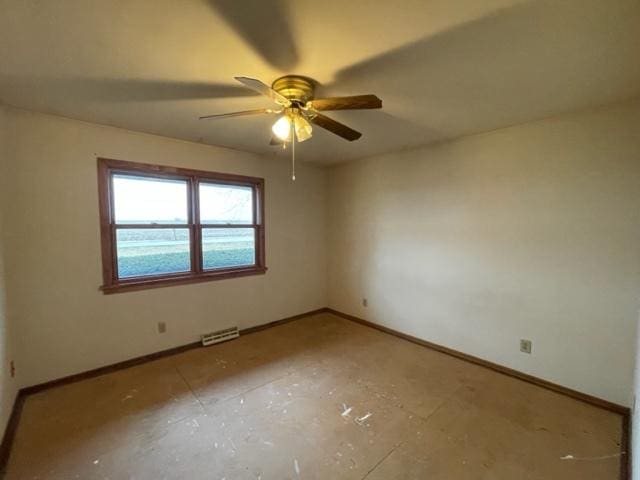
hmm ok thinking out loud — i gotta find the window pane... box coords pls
[202,228,255,270]
[113,174,188,224]
[199,183,253,224]
[116,228,191,278]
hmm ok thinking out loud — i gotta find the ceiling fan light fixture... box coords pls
[294,114,313,142]
[271,115,292,141]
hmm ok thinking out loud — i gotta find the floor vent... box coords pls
[202,326,239,346]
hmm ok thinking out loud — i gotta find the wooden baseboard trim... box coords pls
[0,391,25,477]
[21,341,200,396]
[0,307,326,475]
[621,412,631,480]
[240,308,328,336]
[21,308,326,397]
[326,308,631,479]
[327,308,628,414]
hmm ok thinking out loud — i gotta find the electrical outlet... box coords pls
[362,298,368,307]
[520,339,532,354]
[157,322,167,334]
[10,360,15,378]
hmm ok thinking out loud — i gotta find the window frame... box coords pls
[97,158,266,294]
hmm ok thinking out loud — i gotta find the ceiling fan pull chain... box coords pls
[291,122,296,181]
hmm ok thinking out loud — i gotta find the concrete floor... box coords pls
[5,313,623,479]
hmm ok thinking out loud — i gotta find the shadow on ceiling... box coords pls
[320,0,639,118]
[206,0,299,71]
[0,76,261,102]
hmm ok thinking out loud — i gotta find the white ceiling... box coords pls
[1,0,639,164]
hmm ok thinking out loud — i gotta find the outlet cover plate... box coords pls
[520,339,532,354]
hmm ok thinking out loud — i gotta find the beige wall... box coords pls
[1,99,639,413]
[0,105,18,436]
[0,107,327,388]
[327,100,640,406]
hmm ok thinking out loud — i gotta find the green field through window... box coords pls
[116,228,255,278]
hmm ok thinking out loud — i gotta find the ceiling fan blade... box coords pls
[199,108,277,120]
[309,113,362,141]
[269,136,283,146]
[235,76,291,106]
[308,94,382,111]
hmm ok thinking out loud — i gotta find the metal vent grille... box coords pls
[201,326,239,346]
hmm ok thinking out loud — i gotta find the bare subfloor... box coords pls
[5,313,623,479]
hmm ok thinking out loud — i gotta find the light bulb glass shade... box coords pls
[272,115,292,141]
[294,115,313,142]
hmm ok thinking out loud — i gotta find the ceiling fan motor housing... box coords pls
[272,75,315,105]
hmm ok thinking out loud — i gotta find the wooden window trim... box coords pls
[97,158,266,294]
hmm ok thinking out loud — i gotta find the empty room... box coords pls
[1,0,639,478]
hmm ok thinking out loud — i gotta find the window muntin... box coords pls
[98,159,266,293]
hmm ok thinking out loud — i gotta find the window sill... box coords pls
[100,266,267,294]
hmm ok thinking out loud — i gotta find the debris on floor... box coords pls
[560,453,623,461]
[121,388,137,401]
[4,314,625,479]
[355,412,372,426]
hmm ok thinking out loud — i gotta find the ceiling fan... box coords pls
[199,75,382,145]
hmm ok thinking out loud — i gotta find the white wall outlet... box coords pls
[362,298,368,307]
[520,339,532,354]
[157,322,167,334]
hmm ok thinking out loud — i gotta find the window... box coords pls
[97,158,266,293]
